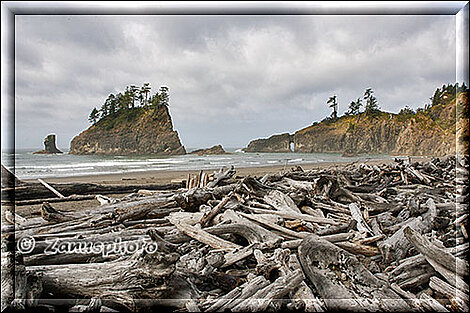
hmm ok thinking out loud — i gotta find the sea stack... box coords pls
[189,144,228,155]
[33,134,63,154]
[70,105,186,155]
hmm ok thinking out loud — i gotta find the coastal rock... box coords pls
[242,133,293,153]
[33,134,63,154]
[69,106,186,155]
[190,145,228,156]
[243,94,464,157]
[456,92,469,155]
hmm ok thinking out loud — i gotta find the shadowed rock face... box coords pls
[242,133,293,153]
[69,106,186,156]
[190,145,227,155]
[34,134,63,154]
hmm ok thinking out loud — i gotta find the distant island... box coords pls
[69,84,186,155]
[243,83,469,157]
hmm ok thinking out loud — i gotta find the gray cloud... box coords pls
[13,14,458,150]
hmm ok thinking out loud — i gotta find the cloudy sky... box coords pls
[12,13,459,150]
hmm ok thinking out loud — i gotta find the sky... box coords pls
[10,13,461,150]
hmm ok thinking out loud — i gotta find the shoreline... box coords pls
[13,157,433,218]
[22,158,402,186]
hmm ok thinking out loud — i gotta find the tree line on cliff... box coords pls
[324,82,468,123]
[88,83,170,124]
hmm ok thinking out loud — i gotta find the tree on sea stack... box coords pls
[88,108,99,124]
[364,88,380,115]
[159,85,170,106]
[346,98,362,115]
[327,95,338,120]
[129,85,139,108]
[142,82,151,107]
[108,94,117,114]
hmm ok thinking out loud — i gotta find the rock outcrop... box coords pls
[243,92,466,157]
[293,111,455,156]
[70,106,186,155]
[189,145,228,155]
[243,133,293,153]
[33,134,63,154]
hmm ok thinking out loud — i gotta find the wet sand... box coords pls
[23,159,397,186]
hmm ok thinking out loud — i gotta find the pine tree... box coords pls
[141,83,151,107]
[159,86,170,107]
[88,108,100,124]
[346,98,362,115]
[327,95,338,120]
[364,88,379,114]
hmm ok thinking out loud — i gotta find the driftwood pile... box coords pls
[1,156,468,312]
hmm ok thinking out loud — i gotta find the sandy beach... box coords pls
[12,159,407,218]
[23,159,399,186]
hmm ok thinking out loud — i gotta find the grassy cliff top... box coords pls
[296,91,464,136]
[88,105,172,133]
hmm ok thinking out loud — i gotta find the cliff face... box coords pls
[70,106,186,155]
[244,94,464,157]
[456,92,469,155]
[294,111,454,156]
[243,133,293,153]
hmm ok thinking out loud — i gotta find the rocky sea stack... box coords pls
[33,134,63,154]
[70,105,185,155]
[190,144,228,156]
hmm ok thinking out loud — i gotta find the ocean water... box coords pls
[2,148,392,180]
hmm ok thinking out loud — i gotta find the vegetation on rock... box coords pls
[70,84,185,156]
[88,83,170,125]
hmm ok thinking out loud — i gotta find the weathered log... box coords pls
[349,202,373,234]
[239,212,310,239]
[429,276,468,312]
[200,184,240,227]
[207,166,235,188]
[243,269,304,311]
[390,283,423,312]
[7,181,185,201]
[1,252,43,311]
[40,202,73,223]
[221,209,282,243]
[404,226,469,292]
[298,235,410,311]
[15,194,98,206]
[334,241,381,257]
[168,214,241,250]
[247,207,340,225]
[287,253,326,312]
[38,178,65,198]
[316,219,357,236]
[263,189,302,214]
[28,249,179,311]
[216,275,270,311]
[419,293,449,312]
[379,198,437,263]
